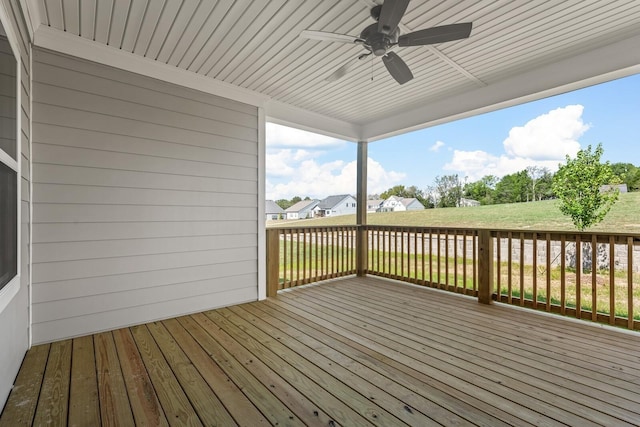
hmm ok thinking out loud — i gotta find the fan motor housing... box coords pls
[360,23,399,56]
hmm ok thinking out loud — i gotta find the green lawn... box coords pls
[268,192,640,233]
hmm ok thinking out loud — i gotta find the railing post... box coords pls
[266,228,279,297]
[478,229,494,304]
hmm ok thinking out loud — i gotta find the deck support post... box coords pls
[478,229,494,304]
[356,140,368,276]
[266,228,279,297]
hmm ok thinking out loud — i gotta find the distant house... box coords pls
[315,195,357,217]
[379,196,425,212]
[265,200,284,220]
[367,199,384,213]
[285,199,319,220]
[600,184,628,193]
[459,198,480,207]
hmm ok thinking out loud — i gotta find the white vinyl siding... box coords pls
[31,49,258,343]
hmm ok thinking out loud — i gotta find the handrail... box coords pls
[267,225,640,331]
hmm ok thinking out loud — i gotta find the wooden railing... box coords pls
[266,225,640,331]
[266,226,357,295]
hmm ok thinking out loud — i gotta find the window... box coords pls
[0,159,16,291]
[0,34,17,292]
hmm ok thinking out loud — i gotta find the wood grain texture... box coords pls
[4,276,640,426]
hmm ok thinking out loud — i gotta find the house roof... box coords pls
[26,1,640,142]
[265,200,284,214]
[285,199,319,213]
[317,195,354,210]
[400,198,422,207]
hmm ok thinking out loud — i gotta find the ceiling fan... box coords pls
[300,0,472,85]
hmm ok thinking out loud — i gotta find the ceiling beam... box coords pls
[266,100,362,142]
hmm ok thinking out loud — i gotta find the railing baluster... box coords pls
[576,235,582,320]
[437,230,441,288]
[628,237,634,330]
[496,232,501,301]
[520,232,525,306]
[559,234,564,314]
[401,228,405,278]
[462,231,467,294]
[545,233,552,313]
[429,229,433,285]
[592,234,597,321]
[421,229,426,285]
[454,230,458,292]
[508,232,513,304]
[472,231,477,293]
[414,229,418,283]
[609,236,615,325]
[532,233,537,309]
[445,229,449,291]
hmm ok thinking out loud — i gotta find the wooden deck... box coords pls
[2,276,640,426]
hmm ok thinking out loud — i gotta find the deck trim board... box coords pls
[298,282,640,424]
[68,336,100,426]
[94,332,135,426]
[3,276,640,426]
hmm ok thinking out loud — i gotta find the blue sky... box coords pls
[266,73,640,200]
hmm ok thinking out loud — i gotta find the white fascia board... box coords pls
[362,34,640,142]
[19,0,39,39]
[265,99,362,142]
[33,26,271,108]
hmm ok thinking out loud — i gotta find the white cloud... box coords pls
[429,140,445,152]
[444,105,588,180]
[266,122,346,149]
[503,105,588,160]
[266,157,405,200]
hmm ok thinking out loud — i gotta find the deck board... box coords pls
[2,276,640,426]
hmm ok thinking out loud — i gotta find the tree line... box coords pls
[274,148,639,212]
[372,161,638,209]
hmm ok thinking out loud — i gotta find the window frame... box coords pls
[0,28,21,315]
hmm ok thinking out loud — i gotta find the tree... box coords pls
[380,184,427,206]
[494,171,530,204]
[433,174,463,208]
[611,162,640,192]
[526,166,551,201]
[464,175,497,205]
[552,144,619,230]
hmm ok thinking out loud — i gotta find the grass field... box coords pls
[268,192,640,233]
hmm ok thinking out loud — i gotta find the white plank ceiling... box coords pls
[29,0,640,141]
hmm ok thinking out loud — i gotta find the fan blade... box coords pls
[326,54,370,82]
[382,51,413,84]
[398,22,472,46]
[378,0,410,35]
[300,30,360,44]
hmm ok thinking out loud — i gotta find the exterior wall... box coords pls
[31,49,259,343]
[405,201,425,211]
[329,196,357,216]
[0,0,30,409]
